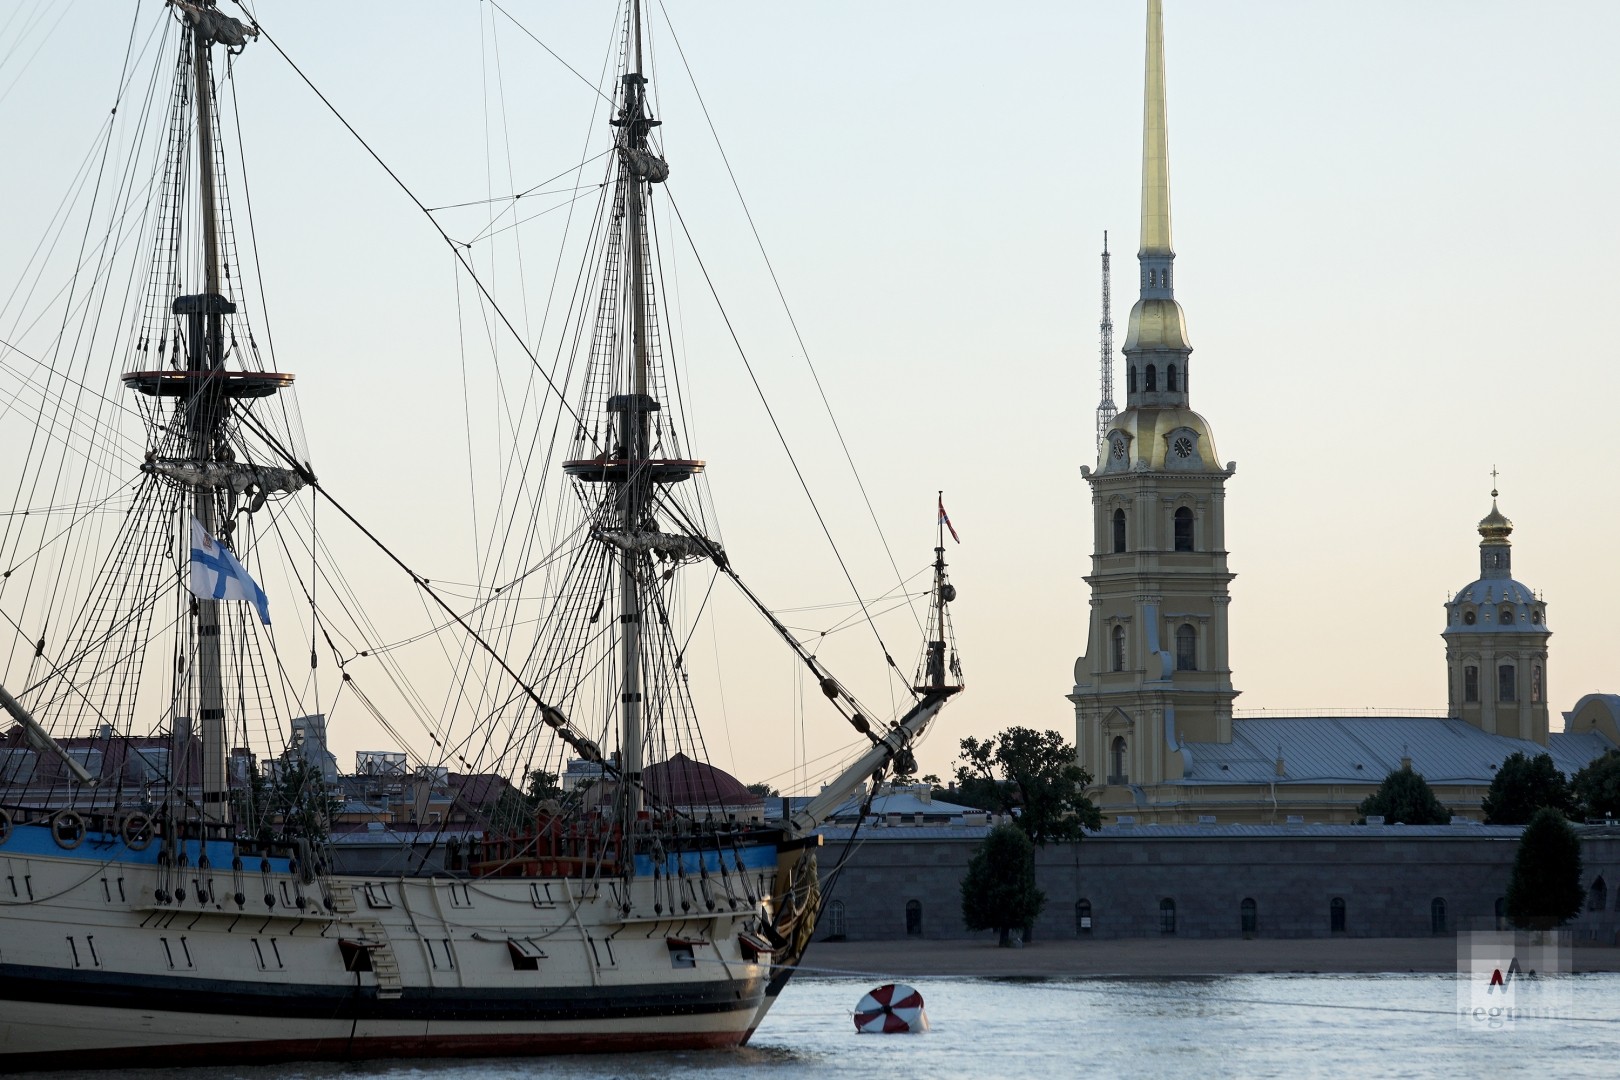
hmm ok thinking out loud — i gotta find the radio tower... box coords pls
[1096,230,1118,449]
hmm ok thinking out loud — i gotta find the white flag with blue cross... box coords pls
[188,517,270,625]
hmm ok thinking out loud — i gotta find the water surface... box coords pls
[32,974,1620,1079]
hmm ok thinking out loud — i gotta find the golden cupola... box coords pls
[1477,497,1513,543]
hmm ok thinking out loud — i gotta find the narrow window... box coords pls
[1498,664,1516,703]
[1128,367,1138,393]
[1159,898,1176,935]
[1431,897,1447,934]
[824,900,847,941]
[1112,508,1127,553]
[1330,897,1346,934]
[1111,626,1126,673]
[1590,876,1608,913]
[1167,364,1178,392]
[1464,666,1479,703]
[1110,737,1128,784]
[1240,898,1257,936]
[905,899,922,937]
[1076,899,1093,935]
[1145,365,1157,391]
[1175,624,1197,672]
[1532,664,1543,703]
[1173,506,1194,551]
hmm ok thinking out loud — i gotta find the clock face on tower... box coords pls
[1173,436,1194,459]
[1112,438,1127,461]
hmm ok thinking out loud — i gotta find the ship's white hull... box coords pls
[0,825,814,1069]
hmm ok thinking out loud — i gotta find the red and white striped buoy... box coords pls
[853,982,929,1033]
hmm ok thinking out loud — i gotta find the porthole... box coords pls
[1463,611,1476,625]
[52,810,85,850]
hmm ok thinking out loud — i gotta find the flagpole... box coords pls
[937,490,944,550]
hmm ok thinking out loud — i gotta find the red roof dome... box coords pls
[642,753,761,809]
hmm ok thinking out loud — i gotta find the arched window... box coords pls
[1128,366,1138,393]
[824,900,847,940]
[1498,664,1517,703]
[1330,897,1346,934]
[905,899,922,937]
[1159,898,1176,935]
[1076,899,1093,935]
[1175,624,1197,672]
[1464,665,1479,703]
[1166,364,1178,392]
[1590,876,1608,913]
[1173,506,1194,551]
[1110,736,1128,784]
[1111,625,1127,673]
[1532,664,1543,703]
[1145,365,1158,391]
[1431,897,1447,934]
[1240,897,1257,936]
[1112,508,1127,553]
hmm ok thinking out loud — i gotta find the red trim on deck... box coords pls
[0,1029,750,1071]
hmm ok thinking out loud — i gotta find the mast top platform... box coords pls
[122,370,294,399]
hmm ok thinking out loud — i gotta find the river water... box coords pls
[40,972,1619,1080]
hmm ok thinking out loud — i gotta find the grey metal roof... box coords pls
[826,790,982,819]
[1175,716,1612,786]
[817,822,1531,842]
[1088,822,1525,839]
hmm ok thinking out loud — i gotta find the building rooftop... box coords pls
[1174,716,1612,787]
[818,822,1532,843]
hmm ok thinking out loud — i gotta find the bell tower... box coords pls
[1442,483,1551,744]
[1070,0,1238,800]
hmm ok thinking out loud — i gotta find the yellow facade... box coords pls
[1067,2,1611,826]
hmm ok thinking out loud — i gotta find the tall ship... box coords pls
[0,0,960,1067]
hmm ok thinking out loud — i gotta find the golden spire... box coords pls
[1121,0,1191,393]
[1140,0,1172,256]
[1479,468,1513,543]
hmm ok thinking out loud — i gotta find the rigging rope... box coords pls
[654,0,925,644]
[657,195,914,700]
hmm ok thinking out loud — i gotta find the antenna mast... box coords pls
[1096,231,1117,449]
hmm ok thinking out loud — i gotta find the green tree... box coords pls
[1356,764,1451,825]
[954,727,1101,845]
[1482,752,1573,825]
[1505,807,1586,929]
[242,754,341,842]
[525,768,564,803]
[745,781,780,798]
[1572,750,1620,821]
[960,822,1046,946]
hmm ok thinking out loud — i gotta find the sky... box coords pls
[1,2,1617,794]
